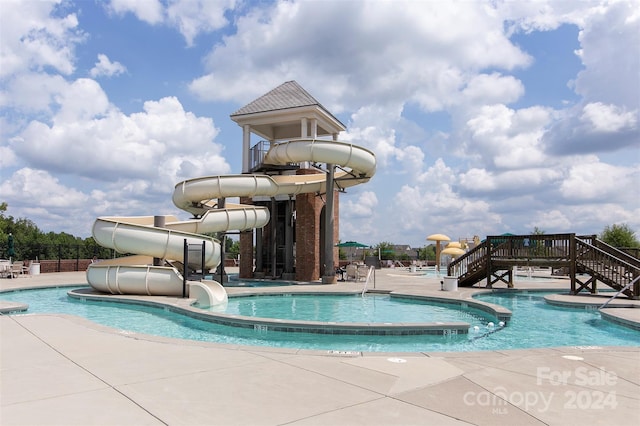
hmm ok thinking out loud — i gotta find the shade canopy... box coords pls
[426,233,450,241]
[336,241,368,248]
[446,242,462,249]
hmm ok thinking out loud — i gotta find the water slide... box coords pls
[86,139,376,306]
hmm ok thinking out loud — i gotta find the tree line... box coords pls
[0,202,111,261]
[0,202,241,262]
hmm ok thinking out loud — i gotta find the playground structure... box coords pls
[86,81,376,305]
[448,233,640,299]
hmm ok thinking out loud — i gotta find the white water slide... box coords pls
[87,139,376,306]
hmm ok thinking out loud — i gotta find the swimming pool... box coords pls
[1,287,638,353]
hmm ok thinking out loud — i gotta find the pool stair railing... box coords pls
[599,275,640,310]
[361,266,375,296]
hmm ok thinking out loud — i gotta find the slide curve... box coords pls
[86,139,376,306]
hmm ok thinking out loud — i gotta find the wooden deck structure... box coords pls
[447,233,640,299]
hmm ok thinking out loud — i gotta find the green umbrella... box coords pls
[336,241,368,261]
[336,241,368,248]
[7,233,15,258]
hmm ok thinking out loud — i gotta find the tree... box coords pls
[375,241,395,260]
[0,202,113,260]
[226,239,240,259]
[600,224,639,248]
[419,245,436,261]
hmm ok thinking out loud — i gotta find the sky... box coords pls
[1,0,638,249]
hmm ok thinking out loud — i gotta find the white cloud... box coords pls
[573,0,640,108]
[107,0,164,25]
[166,0,236,46]
[90,54,127,78]
[106,0,235,46]
[0,168,89,211]
[462,104,552,170]
[0,0,82,78]
[526,210,573,231]
[461,73,525,107]
[560,159,639,203]
[342,190,378,219]
[188,1,532,109]
[9,93,229,183]
[542,1,639,155]
[544,102,638,155]
[0,72,68,113]
[580,102,637,133]
[458,167,563,195]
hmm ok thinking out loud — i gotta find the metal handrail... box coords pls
[599,275,640,310]
[361,266,375,296]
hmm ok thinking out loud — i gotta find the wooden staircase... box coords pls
[447,233,639,299]
[574,238,640,298]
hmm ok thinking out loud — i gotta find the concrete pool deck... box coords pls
[1,269,639,425]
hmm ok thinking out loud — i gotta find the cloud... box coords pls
[391,159,504,238]
[544,102,639,155]
[166,0,236,46]
[0,72,68,113]
[0,0,83,78]
[106,0,235,46]
[342,190,378,219]
[581,102,637,133]
[89,54,127,78]
[9,87,229,183]
[0,168,88,208]
[461,73,525,107]
[542,1,639,155]
[559,158,640,203]
[461,104,552,170]
[107,0,164,25]
[572,0,640,108]
[188,1,532,109]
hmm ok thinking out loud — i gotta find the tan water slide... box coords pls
[86,139,376,306]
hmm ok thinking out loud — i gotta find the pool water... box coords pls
[224,294,491,326]
[223,281,295,288]
[471,291,639,351]
[1,287,638,353]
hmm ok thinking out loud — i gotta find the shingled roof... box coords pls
[231,80,343,125]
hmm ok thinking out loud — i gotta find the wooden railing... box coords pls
[575,238,640,298]
[447,241,488,283]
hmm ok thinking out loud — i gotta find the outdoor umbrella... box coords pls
[7,233,15,260]
[336,241,368,261]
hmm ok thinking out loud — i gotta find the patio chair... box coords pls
[9,261,27,278]
[345,264,358,281]
[357,265,370,281]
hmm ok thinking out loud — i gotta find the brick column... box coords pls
[294,169,340,282]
